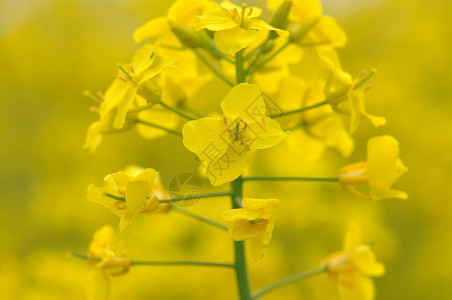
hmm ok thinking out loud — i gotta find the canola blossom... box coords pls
[77,1,407,299]
[323,223,385,300]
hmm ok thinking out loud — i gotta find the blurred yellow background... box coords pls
[1,0,451,299]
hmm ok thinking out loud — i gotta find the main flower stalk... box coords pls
[231,176,251,300]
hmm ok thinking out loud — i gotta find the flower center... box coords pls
[223,116,251,150]
[229,3,254,29]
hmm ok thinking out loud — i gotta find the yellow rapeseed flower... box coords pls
[340,135,408,200]
[323,223,385,300]
[99,45,171,130]
[182,83,287,186]
[194,1,288,54]
[222,197,279,260]
[87,167,164,232]
[320,49,386,132]
[85,225,131,300]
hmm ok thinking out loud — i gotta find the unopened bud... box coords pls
[171,24,202,49]
[268,0,292,39]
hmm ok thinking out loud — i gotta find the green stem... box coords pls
[251,266,327,299]
[246,33,272,74]
[70,252,233,268]
[231,176,252,300]
[236,50,246,84]
[242,176,339,182]
[171,205,228,231]
[270,101,328,119]
[132,260,234,268]
[106,191,231,204]
[247,40,291,75]
[135,118,183,136]
[193,48,234,87]
[158,100,195,120]
[180,104,206,118]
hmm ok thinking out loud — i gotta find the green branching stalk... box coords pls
[252,266,327,298]
[171,205,228,231]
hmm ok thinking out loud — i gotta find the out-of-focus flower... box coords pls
[222,197,279,260]
[322,223,385,300]
[194,1,288,55]
[268,0,347,50]
[182,83,287,186]
[320,49,386,132]
[340,135,408,200]
[87,167,168,232]
[134,0,217,48]
[277,76,354,160]
[85,225,131,300]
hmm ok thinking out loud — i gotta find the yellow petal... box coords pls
[343,222,362,251]
[201,145,248,186]
[215,27,259,55]
[85,269,112,300]
[88,225,114,258]
[227,219,259,240]
[367,135,407,189]
[87,184,128,218]
[242,198,279,212]
[137,108,179,140]
[182,117,229,159]
[352,246,386,277]
[84,120,104,152]
[307,16,347,48]
[222,208,262,222]
[246,118,287,149]
[168,0,211,24]
[134,17,169,44]
[310,115,354,157]
[131,44,157,75]
[194,10,237,31]
[220,83,265,122]
[249,234,266,260]
[285,129,325,162]
[249,19,289,38]
[134,168,159,187]
[105,171,131,194]
[337,272,375,300]
[125,181,151,215]
[319,49,352,86]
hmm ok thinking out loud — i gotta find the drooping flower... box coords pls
[87,167,168,232]
[340,135,408,200]
[194,1,288,55]
[320,49,386,132]
[222,197,279,260]
[182,83,287,186]
[85,225,131,300]
[322,223,385,300]
[99,45,172,130]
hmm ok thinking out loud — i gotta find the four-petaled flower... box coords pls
[194,1,288,55]
[340,135,408,200]
[322,223,385,300]
[222,197,279,260]
[87,167,167,232]
[99,45,171,130]
[182,83,287,186]
[85,225,131,300]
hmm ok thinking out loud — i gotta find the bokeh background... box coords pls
[1,0,451,299]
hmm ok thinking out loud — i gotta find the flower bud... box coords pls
[269,0,292,30]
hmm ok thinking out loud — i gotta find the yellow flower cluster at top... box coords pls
[79,1,408,300]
